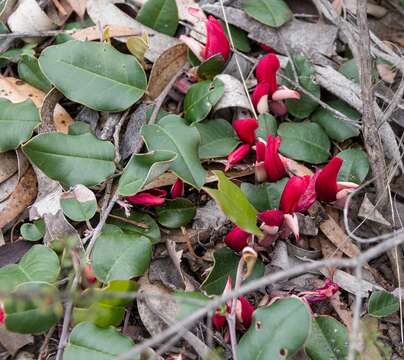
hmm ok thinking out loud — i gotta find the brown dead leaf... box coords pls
[376,63,396,84]
[0,166,37,229]
[0,329,33,357]
[0,76,73,133]
[72,25,140,41]
[0,152,18,184]
[329,292,353,331]
[0,240,33,267]
[66,0,87,18]
[146,43,188,100]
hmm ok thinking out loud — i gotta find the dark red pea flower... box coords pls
[264,135,286,182]
[171,178,184,199]
[233,118,259,145]
[212,305,228,330]
[315,157,359,207]
[299,278,339,303]
[258,209,284,228]
[225,144,250,171]
[180,16,230,62]
[127,188,167,206]
[237,296,254,328]
[225,226,250,252]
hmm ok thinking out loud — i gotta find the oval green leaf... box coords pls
[237,297,311,360]
[64,322,139,360]
[0,245,60,292]
[136,0,178,36]
[242,0,293,28]
[141,115,207,189]
[91,225,152,283]
[278,122,330,164]
[4,282,63,334]
[312,100,360,142]
[0,98,40,152]
[20,219,45,241]
[201,247,265,295]
[197,54,226,81]
[204,170,262,236]
[23,132,116,187]
[336,148,369,184]
[39,40,147,112]
[183,79,224,123]
[305,315,349,360]
[117,150,176,196]
[256,113,277,139]
[368,290,399,317]
[284,54,320,119]
[156,198,196,228]
[18,54,52,93]
[195,118,240,159]
[60,184,97,222]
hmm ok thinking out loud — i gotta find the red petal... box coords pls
[127,189,167,206]
[233,118,258,145]
[258,209,284,227]
[251,82,270,110]
[279,176,309,214]
[255,140,266,163]
[225,144,250,171]
[212,313,227,330]
[203,16,230,61]
[225,226,250,252]
[256,54,280,95]
[264,135,286,182]
[0,304,4,325]
[295,173,318,213]
[238,296,254,328]
[315,157,343,202]
[171,178,184,199]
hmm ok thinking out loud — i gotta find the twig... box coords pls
[378,74,404,128]
[114,230,404,360]
[38,326,56,360]
[0,30,75,39]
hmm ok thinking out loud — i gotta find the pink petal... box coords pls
[252,82,270,112]
[295,173,318,213]
[0,304,4,325]
[284,213,300,240]
[233,118,259,145]
[171,178,184,199]
[203,16,230,61]
[255,54,280,95]
[224,226,250,252]
[264,135,286,182]
[179,35,205,62]
[255,161,267,183]
[225,144,250,171]
[84,265,97,284]
[315,157,343,202]
[269,100,288,116]
[272,87,301,101]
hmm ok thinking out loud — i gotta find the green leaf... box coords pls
[242,0,293,28]
[18,54,52,92]
[117,150,176,196]
[368,291,399,317]
[256,113,277,139]
[201,247,265,295]
[311,100,360,142]
[136,0,178,36]
[4,282,63,334]
[204,170,261,236]
[220,21,251,53]
[195,118,240,159]
[23,132,116,187]
[64,322,139,360]
[0,98,40,152]
[241,178,288,212]
[60,184,97,222]
[336,149,369,184]
[156,198,196,228]
[305,316,349,360]
[0,43,36,65]
[197,54,226,81]
[20,219,45,241]
[108,209,161,244]
[284,55,320,119]
[74,280,138,327]
[237,298,311,359]
[68,121,92,135]
[39,40,147,112]
[0,245,60,292]
[278,122,330,164]
[141,115,207,189]
[183,79,224,123]
[91,225,152,283]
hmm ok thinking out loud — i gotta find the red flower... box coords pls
[0,304,4,325]
[237,296,254,328]
[84,265,97,284]
[252,82,270,114]
[233,118,258,145]
[225,226,250,252]
[315,157,359,207]
[258,209,284,228]
[256,54,280,96]
[299,278,339,303]
[127,188,167,206]
[225,144,250,171]
[171,178,184,199]
[212,306,228,330]
[180,16,230,62]
[264,135,286,182]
